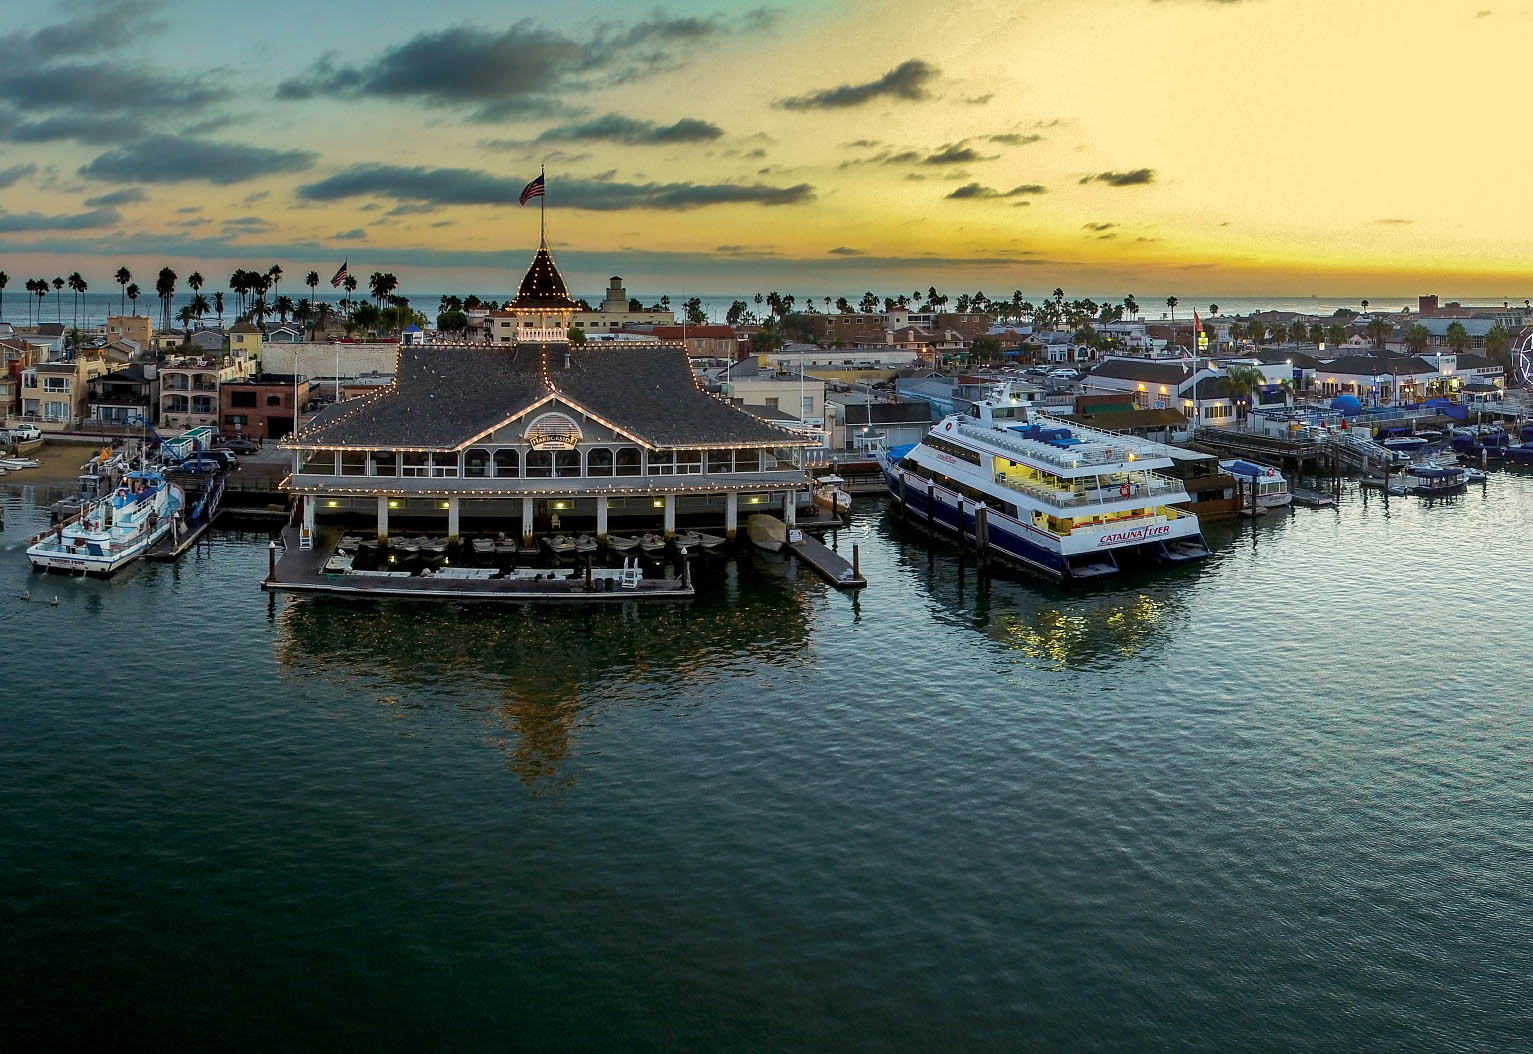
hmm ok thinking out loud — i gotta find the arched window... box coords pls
[493,448,519,478]
[554,450,580,477]
[265,394,283,407]
[615,446,642,476]
[526,450,553,477]
[465,447,490,478]
[587,448,613,476]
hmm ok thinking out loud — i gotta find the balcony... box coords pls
[992,470,1187,510]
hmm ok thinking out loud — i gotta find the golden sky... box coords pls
[0,0,1526,299]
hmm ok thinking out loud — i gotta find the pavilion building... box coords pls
[283,240,813,545]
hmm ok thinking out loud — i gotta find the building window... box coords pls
[230,391,257,408]
[266,394,283,407]
[226,415,248,426]
[43,378,69,392]
[765,396,779,409]
[587,448,613,476]
[734,448,760,472]
[647,450,675,475]
[615,447,642,476]
[801,396,814,418]
[708,449,732,473]
[372,451,398,476]
[401,452,429,476]
[554,450,580,477]
[300,450,335,474]
[526,450,553,477]
[676,450,703,474]
[341,450,368,476]
[493,448,519,477]
[465,447,490,478]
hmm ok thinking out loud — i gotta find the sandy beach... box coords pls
[2,441,113,486]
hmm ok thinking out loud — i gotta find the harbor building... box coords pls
[284,240,813,546]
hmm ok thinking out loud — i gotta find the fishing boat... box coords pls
[879,390,1211,580]
[747,514,788,553]
[26,469,184,575]
[572,534,599,555]
[605,534,640,553]
[1219,459,1293,509]
[493,535,519,555]
[812,475,853,516]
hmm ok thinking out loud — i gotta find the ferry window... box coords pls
[465,448,490,477]
[526,450,553,477]
[340,450,367,476]
[677,450,703,474]
[372,451,397,476]
[708,449,732,473]
[493,449,519,477]
[648,450,675,475]
[587,448,613,476]
[615,447,642,476]
[734,448,760,472]
[554,450,580,477]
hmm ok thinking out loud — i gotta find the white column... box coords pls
[521,496,534,545]
[302,492,316,533]
[725,491,738,540]
[663,492,676,537]
[595,495,609,541]
[376,495,389,541]
[447,496,460,542]
[783,490,797,527]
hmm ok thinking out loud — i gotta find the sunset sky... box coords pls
[0,0,1526,302]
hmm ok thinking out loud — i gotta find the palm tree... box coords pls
[0,270,7,321]
[342,274,359,319]
[52,277,64,322]
[1225,364,1265,422]
[213,291,224,328]
[1123,294,1138,321]
[368,271,398,306]
[250,296,270,327]
[1209,303,1218,316]
[190,293,210,324]
[267,264,284,305]
[274,294,295,323]
[155,267,177,332]
[314,301,334,337]
[67,272,86,329]
[126,283,140,316]
[35,278,48,323]
[305,270,320,337]
[1404,323,1430,356]
[1445,321,1469,354]
[1361,299,1369,314]
[1166,295,1179,349]
[1485,323,1511,370]
[114,266,130,316]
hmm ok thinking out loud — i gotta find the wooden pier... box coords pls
[144,518,212,561]
[786,532,867,590]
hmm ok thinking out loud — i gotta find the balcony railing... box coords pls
[993,470,1186,510]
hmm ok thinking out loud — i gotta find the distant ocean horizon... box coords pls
[4,291,1509,332]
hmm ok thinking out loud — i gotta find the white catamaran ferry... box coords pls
[26,469,183,575]
[878,392,1212,579]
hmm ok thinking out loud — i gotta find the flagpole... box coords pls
[539,163,546,245]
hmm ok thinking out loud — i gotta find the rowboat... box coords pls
[572,533,599,555]
[605,534,639,553]
[542,534,577,559]
[637,533,667,556]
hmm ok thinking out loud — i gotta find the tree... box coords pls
[67,272,86,329]
[1362,316,1390,350]
[683,296,705,325]
[1225,364,1266,421]
[1123,294,1138,321]
[126,283,140,316]
[267,264,284,305]
[629,297,643,312]
[1404,323,1430,356]
[725,300,751,326]
[0,270,6,321]
[342,274,358,316]
[155,267,177,332]
[1444,321,1469,354]
[567,326,587,345]
[52,276,64,322]
[114,266,130,316]
[970,334,1002,363]
[368,271,397,305]
[213,291,224,327]
[749,325,782,355]
[305,270,320,336]
[35,278,48,323]
[1308,322,1324,345]
[1486,323,1511,370]
[1209,303,1219,316]
[858,291,878,314]
[190,293,210,324]
[438,308,468,334]
[274,294,295,323]
[1326,323,1345,346]
[1361,298,1369,314]
[314,302,334,336]
[834,296,851,314]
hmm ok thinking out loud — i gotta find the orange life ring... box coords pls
[1119,483,1131,498]
[1266,468,1276,477]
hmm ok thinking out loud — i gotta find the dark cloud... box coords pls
[333,228,367,240]
[80,136,317,185]
[0,108,144,144]
[534,113,724,145]
[0,64,225,118]
[0,0,166,59]
[1079,168,1155,186]
[923,145,994,165]
[987,133,1043,146]
[176,205,202,214]
[0,206,118,232]
[0,163,36,188]
[1373,218,1413,225]
[827,246,866,256]
[778,59,938,110]
[223,216,269,228]
[946,183,1047,200]
[297,163,814,211]
[843,138,882,148]
[963,94,993,105]
[387,202,440,216]
[172,216,210,228]
[84,187,146,206]
[275,14,744,121]
[1082,222,1116,231]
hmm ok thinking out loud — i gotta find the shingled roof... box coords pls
[510,243,577,309]
[290,342,807,450]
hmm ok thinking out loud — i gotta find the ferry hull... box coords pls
[27,519,172,575]
[883,460,1209,581]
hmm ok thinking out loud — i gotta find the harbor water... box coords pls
[2,477,1531,1049]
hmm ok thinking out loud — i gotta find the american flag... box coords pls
[329,260,349,288]
[519,174,545,205]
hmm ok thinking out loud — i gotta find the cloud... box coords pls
[1,0,166,57]
[1373,217,1413,225]
[843,138,882,148]
[923,144,994,165]
[333,228,367,240]
[827,246,866,256]
[80,136,317,185]
[386,202,440,216]
[963,94,993,105]
[223,216,270,229]
[0,163,36,188]
[946,182,1046,199]
[0,206,119,232]
[778,59,939,110]
[0,108,144,144]
[1079,168,1155,186]
[275,15,741,121]
[1082,222,1116,232]
[534,113,724,145]
[987,133,1042,146]
[176,205,202,214]
[297,163,814,211]
[83,187,146,206]
[0,64,225,119]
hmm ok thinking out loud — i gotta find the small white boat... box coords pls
[637,533,667,556]
[395,538,420,554]
[0,457,40,470]
[605,534,639,553]
[673,529,702,550]
[26,469,183,575]
[542,534,576,558]
[572,534,598,555]
[747,513,788,553]
[472,538,494,555]
[493,536,519,554]
[417,536,447,553]
[696,531,727,551]
[813,475,852,515]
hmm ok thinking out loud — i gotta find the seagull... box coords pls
[18,590,29,601]
[49,596,60,606]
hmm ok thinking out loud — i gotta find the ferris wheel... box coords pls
[1518,330,1533,388]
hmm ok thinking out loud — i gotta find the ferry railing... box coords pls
[992,470,1186,509]
[958,423,1147,469]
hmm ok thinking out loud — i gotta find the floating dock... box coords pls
[1291,489,1338,508]
[262,527,694,603]
[786,532,867,590]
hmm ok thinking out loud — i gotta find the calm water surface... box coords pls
[2,475,1531,1050]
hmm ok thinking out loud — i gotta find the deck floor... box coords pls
[262,527,693,602]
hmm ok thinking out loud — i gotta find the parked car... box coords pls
[1047,368,1079,379]
[218,438,260,455]
[8,423,42,442]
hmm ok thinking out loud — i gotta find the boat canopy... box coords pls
[888,443,917,461]
[1225,460,1276,478]
[1411,466,1463,479]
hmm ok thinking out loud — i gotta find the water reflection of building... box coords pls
[270,565,813,787]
